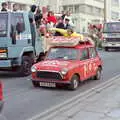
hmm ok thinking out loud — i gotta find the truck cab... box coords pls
[102,21,120,51]
[0,12,43,76]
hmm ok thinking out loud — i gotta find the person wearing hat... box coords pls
[1,2,8,11]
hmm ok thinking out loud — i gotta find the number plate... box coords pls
[39,82,56,87]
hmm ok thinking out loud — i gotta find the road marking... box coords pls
[27,74,120,120]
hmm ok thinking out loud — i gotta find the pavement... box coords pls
[36,76,120,120]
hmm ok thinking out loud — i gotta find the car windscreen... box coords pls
[103,22,120,33]
[46,48,78,60]
[0,13,8,37]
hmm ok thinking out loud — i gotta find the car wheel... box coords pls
[68,75,79,90]
[18,56,33,76]
[32,81,39,87]
[94,68,101,80]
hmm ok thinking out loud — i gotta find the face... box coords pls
[67,30,72,35]
[65,20,69,24]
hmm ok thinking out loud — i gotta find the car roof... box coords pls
[52,42,94,49]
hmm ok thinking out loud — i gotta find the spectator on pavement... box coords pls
[1,2,8,11]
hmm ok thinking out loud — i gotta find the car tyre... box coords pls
[32,81,39,87]
[68,75,79,90]
[93,67,101,80]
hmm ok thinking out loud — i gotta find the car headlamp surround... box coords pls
[31,66,37,72]
[61,68,68,75]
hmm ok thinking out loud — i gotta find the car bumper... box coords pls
[102,42,120,47]
[0,60,11,68]
[0,101,4,112]
[32,79,71,85]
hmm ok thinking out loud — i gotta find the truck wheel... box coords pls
[32,81,39,87]
[19,56,33,76]
[93,68,101,80]
[68,75,79,90]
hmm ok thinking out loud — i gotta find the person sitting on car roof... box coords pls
[49,26,84,41]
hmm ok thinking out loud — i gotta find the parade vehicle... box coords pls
[0,81,3,112]
[0,12,43,76]
[102,21,120,51]
[31,37,102,90]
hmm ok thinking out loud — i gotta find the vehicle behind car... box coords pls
[102,21,120,51]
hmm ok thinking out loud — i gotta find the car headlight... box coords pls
[0,53,7,58]
[31,66,37,72]
[61,68,68,75]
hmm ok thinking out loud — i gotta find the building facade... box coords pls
[60,0,120,33]
[1,0,120,33]
[0,0,35,10]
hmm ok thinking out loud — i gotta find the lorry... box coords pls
[0,11,43,76]
[102,21,120,51]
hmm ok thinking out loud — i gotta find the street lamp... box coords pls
[104,0,107,22]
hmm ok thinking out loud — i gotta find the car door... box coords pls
[88,47,98,77]
[79,48,90,80]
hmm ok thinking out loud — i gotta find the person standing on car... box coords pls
[1,2,8,11]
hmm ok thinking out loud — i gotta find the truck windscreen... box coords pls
[0,13,8,37]
[103,22,120,33]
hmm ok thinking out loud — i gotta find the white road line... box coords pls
[27,74,120,120]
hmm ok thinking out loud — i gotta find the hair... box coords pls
[2,2,7,7]
[47,11,52,17]
[65,18,70,22]
[67,27,74,33]
[13,3,17,8]
[30,5,37,12]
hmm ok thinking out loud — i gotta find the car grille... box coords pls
[106,38,120,42]
[36,71,62,80]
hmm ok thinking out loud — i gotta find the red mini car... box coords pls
[0,81,3,112]
[31,40,102,90]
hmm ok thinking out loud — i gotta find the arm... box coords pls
[49,28,67,35]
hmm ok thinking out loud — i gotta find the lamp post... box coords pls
[104,0,107,22]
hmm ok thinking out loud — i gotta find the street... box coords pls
[0,50,120,120]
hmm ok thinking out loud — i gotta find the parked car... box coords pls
[31,37,102,90]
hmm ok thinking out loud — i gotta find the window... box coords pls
[85,5,93,14]
[111,11,119,20]
[89,48,97,58]
[11,13,25,34]
[0,13,8,37]
[75,5,79,13]
[80,49,89,60]
[111,0,119,7]
[47,48,78,60]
